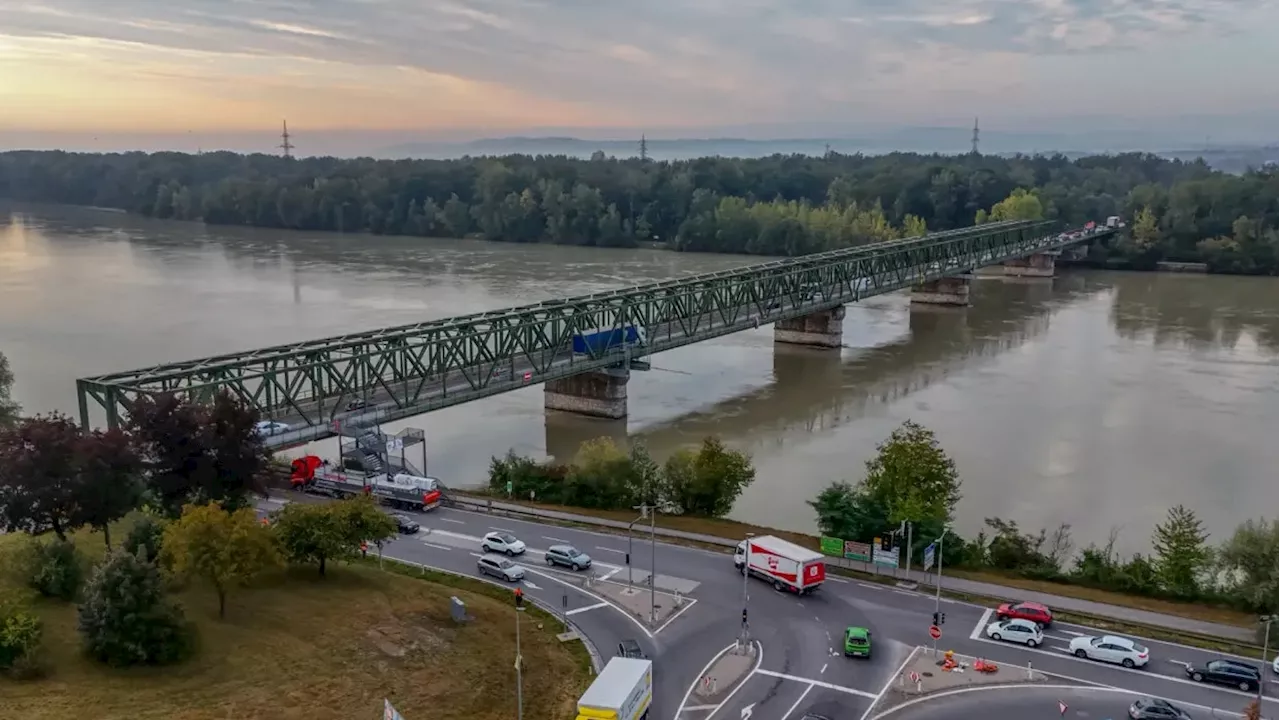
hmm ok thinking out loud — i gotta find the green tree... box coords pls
[0,414,84,540]
[1214,517,1278,612]
[0,597,42,674]
[273,498,388,576]
[859,421,961,526]
[331,494,398,558]
[977,188,1044,224]
[77,548,189,666]
[901,214,928,238]
[123,515,168,566]
[660,437,755,517]
[1131,206,1161,250]
[24,538,83,601]
[1150,505,1210,597]
[162,503,280,618]
[808,482,890,542]
[0,350,18,428]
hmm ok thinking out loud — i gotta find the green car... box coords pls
[843,627,872,658]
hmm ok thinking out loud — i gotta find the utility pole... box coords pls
[649,503,657,625]
[928,530,948,656]
[279,120,294,159]
[970,117,980,155]
[514,589,525,720]
[1259,615,1276,709]
[740,533,753,647]
[639,134,648,162]
[627,505,647,590]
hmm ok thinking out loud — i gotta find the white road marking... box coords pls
[674,643,743,720]
[872,683,1251,720]
[826,576,850,584]
[595,546,626,554]
[421,542,452,551]
[1051,645,1073,654]
[544,536,570,543]
[655,598,700,635]
[681,705,719,712]
[565,602,609,616]
[969,608,994,640]
[439,518,465,525]
[522,580,541,590]
[701,642,765,720]
[490,527,515,533]
[778,683,814,720]
[857,583,882,590]
[598,568,622,581]
[1059,629,1085,636]
[858,646,921,720]
[893,590,916,597]
[753,669,878,699]
[820,663,828,674]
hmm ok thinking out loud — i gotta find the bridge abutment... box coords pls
[774,305,845,348]
[911,276,971,306]
[1001,251,1057,278]
[544,368,629,419]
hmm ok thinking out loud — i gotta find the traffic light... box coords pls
[742,609,748,626]
[514,588,524,610]
[931,612,939,625]
[880,536,893,551]
[940,612,946,625]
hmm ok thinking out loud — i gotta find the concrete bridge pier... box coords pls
[911,276,971,306]
[774,305,845,348]
[544,367,629,419]
[1001,252,1057,278]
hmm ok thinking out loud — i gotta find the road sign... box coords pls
[929,625,941,639]
[923,543,936,571]
[1058,700,1068,716]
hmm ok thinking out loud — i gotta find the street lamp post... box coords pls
[649,504,657,624]
[1259,615,1276,709]
[515,600,525,720]
[626,508,646,590]
[741,533,753,646]
[929,529,948,656]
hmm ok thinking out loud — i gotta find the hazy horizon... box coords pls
[1,0,1275,156]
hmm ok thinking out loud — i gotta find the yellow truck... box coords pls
[576,657,652,720]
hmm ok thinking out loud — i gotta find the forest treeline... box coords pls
[0,149,1275,273]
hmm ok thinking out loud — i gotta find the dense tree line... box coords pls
[811,421,1280,631]
[0,149,1274,272]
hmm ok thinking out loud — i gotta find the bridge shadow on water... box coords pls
[543,273,1106,461]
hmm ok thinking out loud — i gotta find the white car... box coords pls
[1069,635,1149,668]
[1273,655,1278,674]
[254,420,292,437]
[482,531,527,556]
[985,618,1044,647]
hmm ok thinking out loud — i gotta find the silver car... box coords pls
[477,556,525,582]
[545,545,592,571]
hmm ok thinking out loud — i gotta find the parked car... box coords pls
[617,639,645,659]
[985,618,1043,647]
[1069,635,1149,668]
[545,545,592,571]
[995,601,1053,628]
[482,531,527,556]
[391,513,419,534]
[1184,659,1261,692]
[843,627,872,658]
[254,420,292,437]
[1128,698,1191,720]
[477,556,525,582]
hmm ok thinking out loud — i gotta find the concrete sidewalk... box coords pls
[451,496,1258,644]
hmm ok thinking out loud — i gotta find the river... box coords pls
[1,203,1275,555]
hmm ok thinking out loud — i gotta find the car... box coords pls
[391,513,419,534]
[253,420,292,437]
[1184,658,1261,692]
[545,545,592,571]
[985,618,1043,647]
[1273,655,1278,674]
[843,626,872,658]
[345,399,371,412]
[995,601,1053,628]
[617,639,645,659]
[482,531,527,556]
[1128,697,1191,719]
[1068,635,1148,668]
[477,556,525,582]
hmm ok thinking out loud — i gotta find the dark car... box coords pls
[1128,697,1191,719]
[995,601,1053,628]
[391,513,419,534]
[345,399,371,412]
[617,639,645,659]
[1185,658,1261,692]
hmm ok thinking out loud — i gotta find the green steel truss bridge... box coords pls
[76,219,1113,446]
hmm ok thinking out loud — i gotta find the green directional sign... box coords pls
[819,536,844,556]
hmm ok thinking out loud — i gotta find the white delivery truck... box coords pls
[734,535,826,595]
[576,657,652,720]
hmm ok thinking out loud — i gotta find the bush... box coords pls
[77,549,189,667]
[0,598,42,676]
[25,538,83,601]
[123,515,167,564]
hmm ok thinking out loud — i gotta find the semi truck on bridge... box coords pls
[572,326,647,355]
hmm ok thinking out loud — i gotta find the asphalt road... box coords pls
[258,493,1277,720]
[876,685,1252,720]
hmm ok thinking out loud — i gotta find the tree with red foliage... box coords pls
[0,413,83,539]
[127,392,269,517]
[75,428,143,548]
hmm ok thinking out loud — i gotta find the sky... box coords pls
[0,0,1276,153]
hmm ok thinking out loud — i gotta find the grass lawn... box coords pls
[458,491,1260,632]
[0,523,592,720]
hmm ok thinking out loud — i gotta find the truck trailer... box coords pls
[576,656,652,720]
[734,535,826,594]
[289,455,443,512]
[572,326,647,355]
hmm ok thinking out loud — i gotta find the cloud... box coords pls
[0,0,1273,134]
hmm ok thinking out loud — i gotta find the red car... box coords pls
[996,601,1053,628]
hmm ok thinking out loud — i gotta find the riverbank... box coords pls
[450,491,1261,635]
[0,520,592,719]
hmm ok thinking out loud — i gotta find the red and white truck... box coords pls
[289,455,443,512]
[734,535,826,594]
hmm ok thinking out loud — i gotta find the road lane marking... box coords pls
[700,642,765,720]
[421,542,452,551]
[969,608,994,640]
[1026,673,1254,720]
[778,683,814,720]
[565,602,609,616]
[892,590,916,597]
[595,546,626,554]
[820,663,828,674]
[1059,629,1085,636]
[655,598,699,635]
[857,583,882,590]
[1051,645,1073,654]
[489,527,515,533]
[598,568,621,581]
[968,634,1278,703]
[826,576,850,584]
[544,536,570,543]
[753,670,877,699]
[858,645,921,720]
[681,705,718,712]
[439,518,465,525]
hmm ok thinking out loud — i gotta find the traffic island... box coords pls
[865,646,1051,719]
[588,577,691,628]
[692,641,759,706]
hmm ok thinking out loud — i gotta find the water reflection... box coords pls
[1109,272,1278,354]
